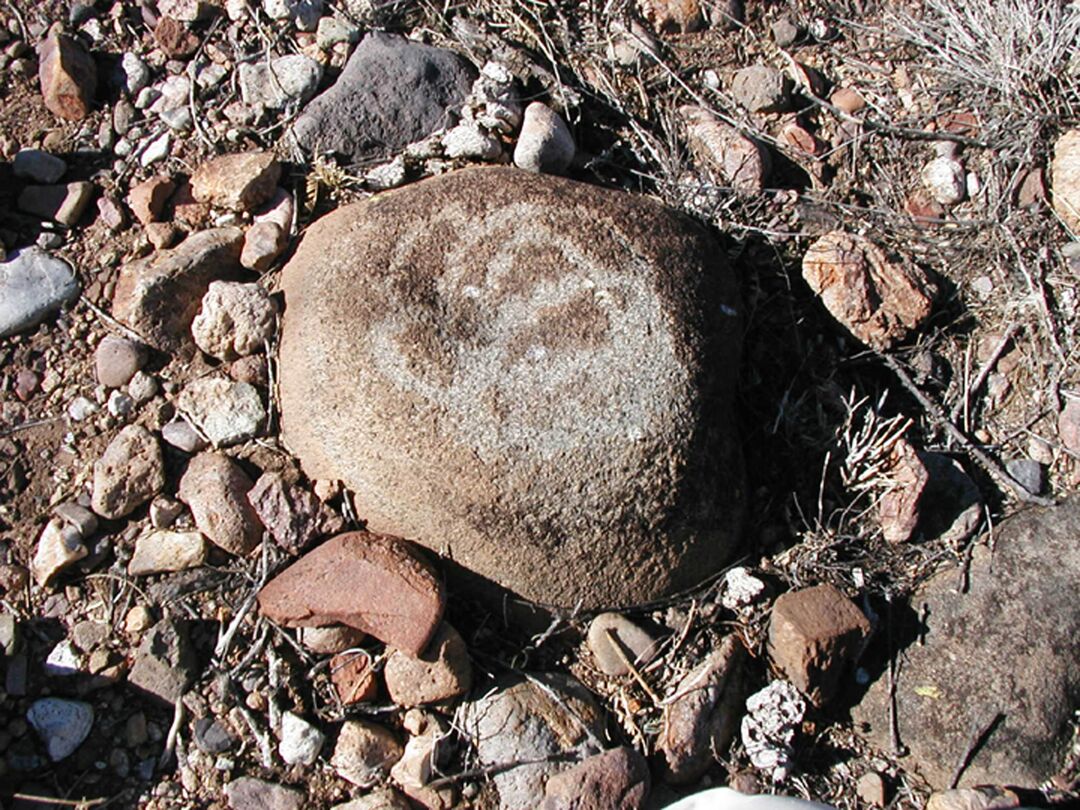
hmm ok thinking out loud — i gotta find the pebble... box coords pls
[263,0,322,29]
[191,151,281,213]
[128,530,208,575]
[140,131,172,167]
[857,772,886,807]
[13,149,67,183]
[31,518,88,588]
[0,247,80,338]
[443,122,502,160]
[149,495,185,528]
[330,650,379,704]
[27,698,94,761]
[154,16,199,59]
[1058,398,1080,455]
[240,221,287,271]
[95,334,146,388]
[513,101,575,174]
[247,470,345,553]
[238,55,322,109]
[162,418,208,453]
[331,719,403,788]
[253,187,294,231]
[146,221,181,249]
[129,370,159,404]
[316,15,360,49]
[177,451,263,556]
[125,605,155,636]
[71,619,107,652]
[389,715,454,809]
[191,280,276,361]
[586,612,659,676]
[176,377,266,446]
[278,711,325,765]
[922,156,966,205]
[731,64,790,113]
[38,32,97,120]
[91,425,166,519]
[384,622,472,707]
[741,680,805,782]
[877,437,928,544]
[194,717,235,754]
[257,531,445,656]
[121,52,152,94]
[97,195,127,230]
[680,105,768,191]
[299,624,366,654]
[225,777,305,810]
[127,175,175,224]
[128,618,197,704]
[44,640,82,676]
[68,395,99,421]
[1005,458,1044,495]
[18,181,95,227]
[638,0,705,33]
[107,389,135,417]
[332,789,413,810]
[607,19,659,66]
[1052,129,1080,233]
[543,746,651,810]
[771,15,800,47]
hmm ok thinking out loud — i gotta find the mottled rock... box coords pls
[1051,129,1080,233]
[18,181,95,226]
[154,16,199,58]
[279,711,325,766]
[278,166,744,610]
[128,530,207,575]
[177,451,263,556]
[660,635,745,783]
[384,622,471,707]
[112,227,244,351]
[332,789,413,810]
[586,613,659,677]
[27,698,94,761]
[241,221,287,272]
[191,281,276,360]
[13,149,67,183]
[191,151,281,213]
[0,247,80,338]
[128,619,197,703]
[38,32,97,120]
[680,105,768,191]
[247,470,344,553]
[331,719,403,788]
[542,746,650,810]
[877,437,928,544]
[31,518,88,588]
[94,335,146,388]
[225,777,305,810]
[127,175,175,225]
[91,425,165,519]
[802,230,935,350]
[731,65,790,113]
[293,32,475,163]
[461,674,605,809]
[331,651,379,705]
[513,102,575,174]
[162,418,208,453]
[854,499,1080,788]
[741,680,805,782]
[1059,398,1080,455]
[606,19,659,66]
[97,195,127,231]
[300,624,366,654]
[922,157,965,206]
[831,87,865,114]
[238,54,323,109]
[176,377,265,446]
[145,222,182,250]
[258,532,444,655]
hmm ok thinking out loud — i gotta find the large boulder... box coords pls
[278,166,744,610]
[853,498,1080,788]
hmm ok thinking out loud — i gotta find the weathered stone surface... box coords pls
[331,719,403,788]
[802,231,935,350]
[279,166,744,610]
[128,618,197,703]
[38,32,97,120]
[384,622,471,707]
[238,54,323,110]
[176,377,265,446]
[241,221,287,271]
[659,635,745,784]
[922,156,966,206]
[18,181,95,226]
[128,530,207,575]
[247,470,345,553]
[258,532,444,655]
[680,105,768,192]
[331,651,379,705]
[127,175,175,225]
[225,777,305,810]
[1051,128,1080,233]
[299,624,366,654]
[279,711,325,766]
[0,248,80,338]
[767,584,869,707]
[292,32,475,162]
[94,334,146,388]
[112,227,244,351]
[192,281,276,360]
[31,518,87,587]
[177,451,263,556]
[514,102,575,174]
[878,438,929,544]
[731,65,790,113]
[332,788,413,810]
[13,149,67,183]
[27,698,94,761]
[637,0,705,33]
[92,425,165,519]
[586,613,659,676]
[541,746,650,810]
[854,499,1080,788]
[191,151,281,213]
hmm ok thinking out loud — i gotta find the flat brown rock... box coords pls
[257,532,444,656]
[191,151,281,213]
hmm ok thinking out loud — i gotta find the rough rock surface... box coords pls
[191,281,277,360]
[247,471,344,553]
[225,777,305,810]
[853,499,1080,788]
[681,105,769,192]
[112,227,244,351]
[176,378,265,447]
[128,618,197,704]
[802,230,935,349]
[1051,128,1080,233]
[330,719,403,788]
[27,698,94,761]
[541,746,651,810]
[38,32,97,120]
[191,151,281,212]
[279,166,744,610]
[513,102,575,174]
[0,248,80,338]
[383,622,472,707]
[258,531,444,655]
[586,613,659,676]
[128,530,207,575]
[238,54,322,109]
[18,181,95,226]
[91,425,165,519]
[460,673,605,810]
[177,451,263,556]
[292,32,475,162]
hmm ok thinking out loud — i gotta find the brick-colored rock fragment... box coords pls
[127,176,176,225]
[542,746,651,810]
[878,438,929,544]
[383,622,471,707]
[191,151,281,212]
[767,583,870,706]
[257,531,445,656]
[331,651,379,705]
[38,32,97,121]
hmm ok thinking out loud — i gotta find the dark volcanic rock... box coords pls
[853,498,1080,788]
[278,166,745,610]
[292,32,475,163]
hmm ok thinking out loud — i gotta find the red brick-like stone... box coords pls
[38,32,97,121]
[767,583,870,706]
[330,650,379,705]
[258,531,444,656]
[542,746,650,810]
[127,176,175,225]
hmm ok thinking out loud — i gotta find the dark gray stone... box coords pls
[194,716,235,753]
[853,498,1080,788]
[292,32,475,163]
[0,248,80,338]
[128,619,198,704]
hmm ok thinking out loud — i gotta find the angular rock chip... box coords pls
[331,719,403,788]
[191,151,281,213]
[258,531,444,655]
[878,438,929,544]
[177,451,263,556]
[247,470,345,553]
[238,54,322,110]
[176,377,265,447]
[854,498,1080,788]
[0,248,80,338]
[225,777,305,810]
[38,32,97,121]
[542,746,651,810]
[17,182,95,226]
[292,32,475,163]
[802,230,935,350]
[331,650,379,705]
[128,530,207,575]
[278,166,745,610]
[128,618,198,704]
[383,622,471,707]
[638,0,705,33]
[112,227,244,351]
[191,280,276,360]
[91,425,166,519]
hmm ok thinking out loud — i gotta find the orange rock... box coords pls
[330,650,379,704]
[37,32,97,121]
[638,0,705,33]
[831,87,866,114]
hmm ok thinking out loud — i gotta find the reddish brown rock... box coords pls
[91,425,166,519]
[780,123,823,157]
[154,16,199,59]
[240,221,287,271]
[145,222,181,250]
[128,176,176,225]
[541,746,650,810]
[831,87,866,114]
[802,230,935,349]
[1053,129,1080,234]
[680,105,768,192]
[878,437,929,544]
[169,179,212,226]
[257,532,445,656]
[177,451,263,556]
[38,32,97,121]
[767,583,870,706]
[383,622,471,707]
[659,635,745,784]
[247,471,344,553]
[638,0,705,33]
[1059,398,1080,455]
[331,651,379,705]
[191,151,281,213]
[904,189,946,225]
